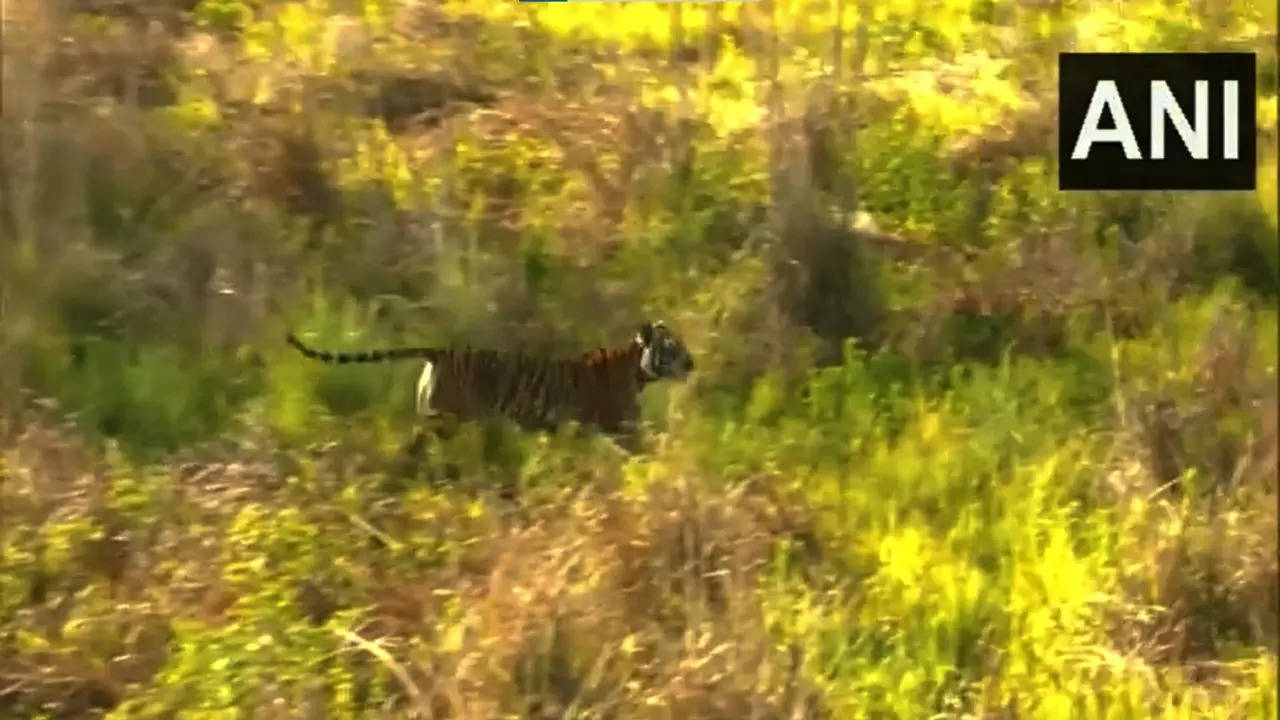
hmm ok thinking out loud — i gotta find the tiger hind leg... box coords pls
[393,415,462,487]
[391,362,460,486]
[415,360,437,417]
[414,360,463,438]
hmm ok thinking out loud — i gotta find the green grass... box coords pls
[0,0,1275,717]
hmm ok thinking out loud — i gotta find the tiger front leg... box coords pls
[609,422,643,455]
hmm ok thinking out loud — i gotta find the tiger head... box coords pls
[636,321,694,382]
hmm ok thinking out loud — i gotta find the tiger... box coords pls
[284,321,694,440]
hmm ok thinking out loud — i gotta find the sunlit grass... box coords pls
[0,0,1273,716]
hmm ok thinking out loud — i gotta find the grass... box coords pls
[0,0,1276,718]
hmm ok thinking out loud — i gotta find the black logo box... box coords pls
[1058,53,1256,191]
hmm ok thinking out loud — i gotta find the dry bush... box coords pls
[945,100,1056,177]
[0,421,158,717]
[333,481,826,719]
[414,94,662,259]
[0,414,299,717]
[351,71,499,134]
[884,226,1210,366]
[226,109,338,232]
[1098,316,1277,681]
[44,9,181,109]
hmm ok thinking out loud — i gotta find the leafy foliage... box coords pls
[0,0,1275,717]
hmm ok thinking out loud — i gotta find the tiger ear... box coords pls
[636,322,655,346]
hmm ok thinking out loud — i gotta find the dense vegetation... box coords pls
[1,0,1276,717]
